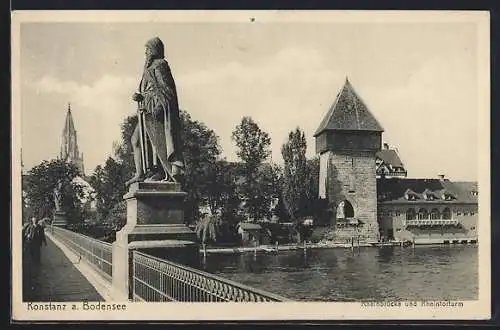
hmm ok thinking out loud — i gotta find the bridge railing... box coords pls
[50,226,113,283]
[132,250,291,302]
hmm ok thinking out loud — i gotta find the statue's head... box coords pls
[145,37,165,65]
[31,217,37,225]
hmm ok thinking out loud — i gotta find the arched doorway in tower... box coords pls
[335,200,356,227]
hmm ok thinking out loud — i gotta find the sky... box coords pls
[18,17,482,181]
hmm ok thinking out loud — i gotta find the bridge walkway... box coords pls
[22,232,104,302]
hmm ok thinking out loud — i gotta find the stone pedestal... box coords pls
[111,182,200,301]
[52,210,68,227]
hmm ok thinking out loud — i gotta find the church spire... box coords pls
[60,102,84,175]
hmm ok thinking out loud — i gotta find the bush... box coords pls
[104,201,127,231]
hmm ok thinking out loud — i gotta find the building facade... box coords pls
[314,79,478,245]
[377,177,478,244]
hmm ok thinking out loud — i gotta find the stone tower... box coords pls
[314,78,383,242]
[60,103,85,175]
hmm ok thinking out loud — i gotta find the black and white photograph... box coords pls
[11,10,490,321]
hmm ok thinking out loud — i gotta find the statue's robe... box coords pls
[139,57,185,175]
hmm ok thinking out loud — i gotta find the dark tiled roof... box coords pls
[377,178,478,204]
[376,149,404,168]
[314,78,384,137]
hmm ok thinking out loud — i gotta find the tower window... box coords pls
[349,173,355,193]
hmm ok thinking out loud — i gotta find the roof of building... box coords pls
[376,149,404,168]
[314,78,384,137]
[377,178,478,204]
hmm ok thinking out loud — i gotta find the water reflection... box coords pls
[204,246,478,301]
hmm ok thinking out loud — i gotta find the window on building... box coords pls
[406,209,416,221]
[442,208,451,220]
[457,212,462,216]
[463,212,469,216]
[470,212,475,216]
[430,208,440,220]
[395,211,401,216]
[471,226,476,230]
[418,208,428,220]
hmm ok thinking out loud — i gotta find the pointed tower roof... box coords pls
[314,77,384,137]
[60,102,85,175]
[63,103,77,136]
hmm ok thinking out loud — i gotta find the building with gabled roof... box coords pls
[377,176,478,244]
[313,78,478,245]
[376,143,407,178]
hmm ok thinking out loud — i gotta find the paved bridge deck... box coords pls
[22,232,104,302]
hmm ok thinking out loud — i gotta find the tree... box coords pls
[304,155,320,218]
[109,110,222,225]
[195,215,221,246]
[24,159,85,223]
[205,160,239,217]
[231,117,271,171]
[180,110,222,223]
[88,157,129,222]
[231,117,272,221]
[104,200,127,232]
[281,128,309,221]
[112,115,138,179]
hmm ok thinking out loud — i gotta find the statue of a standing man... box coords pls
[125,37,185,187]
[53,180,63,212]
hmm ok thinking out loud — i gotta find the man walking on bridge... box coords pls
[23,217,47,266]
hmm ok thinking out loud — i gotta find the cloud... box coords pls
[360,54,477,180]
[176,47,344,163]
[176,47,477,180]
[32,74,138,174]
[27,47,478,181]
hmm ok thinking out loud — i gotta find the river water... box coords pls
[201,245,478,301]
